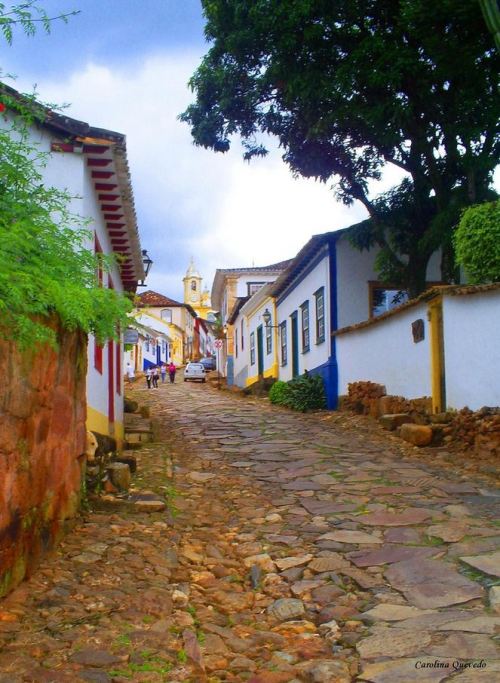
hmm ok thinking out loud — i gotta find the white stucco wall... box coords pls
[335,237,443,329]
[277,254,331,382]
[337,301,431,398]
[443,290,500,409]
[232,310,248,388]
[235,274,281,298]
[246,296,278,383]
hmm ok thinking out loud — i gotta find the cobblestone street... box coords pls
[0,379,499,683]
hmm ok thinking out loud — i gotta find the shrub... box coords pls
[454,200,500,284]
[285,371,327,412]
[269,380,290,405]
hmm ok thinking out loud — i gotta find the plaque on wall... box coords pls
[412,318,425,343]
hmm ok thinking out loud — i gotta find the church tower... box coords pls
[183,258,202,308]
[183,259,217,320]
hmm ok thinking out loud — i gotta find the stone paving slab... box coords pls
[1,380,498,682]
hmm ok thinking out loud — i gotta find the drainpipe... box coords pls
[328,238,339,410]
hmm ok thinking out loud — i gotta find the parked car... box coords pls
[184,362,206,383]
[199,356,216,371]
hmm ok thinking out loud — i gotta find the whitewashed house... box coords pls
[135,291,197,366]
[336,283,500,412]
[4,92,146,447]
[268,228,442,408]
[229,284,279,388]
[211,261,292,381]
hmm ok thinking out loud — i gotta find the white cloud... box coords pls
[16,51,375,300]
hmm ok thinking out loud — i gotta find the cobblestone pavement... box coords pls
[1,379,499,683]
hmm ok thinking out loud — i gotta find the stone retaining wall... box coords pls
[0,319,87,597]
[340,381,499,456]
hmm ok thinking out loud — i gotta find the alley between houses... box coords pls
[0,380,499,683]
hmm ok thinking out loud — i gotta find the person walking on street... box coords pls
[152,366,159,388]
[168,361,176,384]
[160,363,167,383]
[145,367,152,389]
[126,362,135,383]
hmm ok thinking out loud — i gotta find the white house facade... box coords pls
[3,90,145,447]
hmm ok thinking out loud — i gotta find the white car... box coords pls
[183,362,207,383]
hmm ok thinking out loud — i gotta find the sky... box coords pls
[1,0,402,300]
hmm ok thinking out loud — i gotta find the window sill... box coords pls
[315,338,325,345]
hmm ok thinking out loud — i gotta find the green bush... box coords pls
[454,200,500,284]
[269,380,290,405]
[285,371,327,412]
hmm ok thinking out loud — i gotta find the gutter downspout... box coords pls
[328,238,339,409]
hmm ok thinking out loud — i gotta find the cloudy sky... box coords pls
[2,0,402,300]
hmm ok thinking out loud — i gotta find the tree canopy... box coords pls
[454,200,500,284]
[181,0,499,295]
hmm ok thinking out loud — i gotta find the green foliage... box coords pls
[270,373,326,412]
[0,95,132,349]
[0,1,79,45]
[453,201,500,284]
[285,371,327,413]
[182,1,499,295]
[269,380,290,405]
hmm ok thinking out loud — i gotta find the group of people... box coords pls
[145,362,176,388]
[125,361,176,387]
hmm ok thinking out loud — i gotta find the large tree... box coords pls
[181,0,499,296]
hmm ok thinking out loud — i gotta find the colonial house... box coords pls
[271,228,442,408]
[229,284,278,388]
[211,260,292,381]
[335,283,500,413]
[14,98,147,446]
[135,291,197,366]
[229,228,443,408]
[124,322,171,372]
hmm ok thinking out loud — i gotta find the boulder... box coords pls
[106,462,131,491]
[400,423,433,446]
[379,414,413,431]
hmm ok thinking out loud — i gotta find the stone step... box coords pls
[124,430,153,443]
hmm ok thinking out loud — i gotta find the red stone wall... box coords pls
[0,320,87,597]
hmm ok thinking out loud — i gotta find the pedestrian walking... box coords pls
[152,366,159,388]
[168,361,176,384]
[125,362,135,383]
[145,367,152,389]
[160,363,167,383]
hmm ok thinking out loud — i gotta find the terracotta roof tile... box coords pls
[137,291,184,307]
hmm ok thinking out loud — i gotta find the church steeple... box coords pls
[183,258,203,307]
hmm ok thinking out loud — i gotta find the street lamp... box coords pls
[137,249,153,287]
[262,308,279,328]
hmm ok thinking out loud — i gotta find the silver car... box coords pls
[183,362,207,383]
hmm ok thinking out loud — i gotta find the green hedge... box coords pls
[269,372,326,412]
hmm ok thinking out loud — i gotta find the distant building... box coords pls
[135,291,197,365]
[211,260,292,381]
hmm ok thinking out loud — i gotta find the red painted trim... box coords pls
[116,338,122,396]
[91,171,114,179]
[108,341,115,424]
[106,222,125,229]
[94,340,103,374]
[83,144,109,154]
[51,142,75,153]
[87,158,112,167]
[96,183,118,191]
[101,204,120,211]
[104,213,123,220]
[98,194,120,201]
